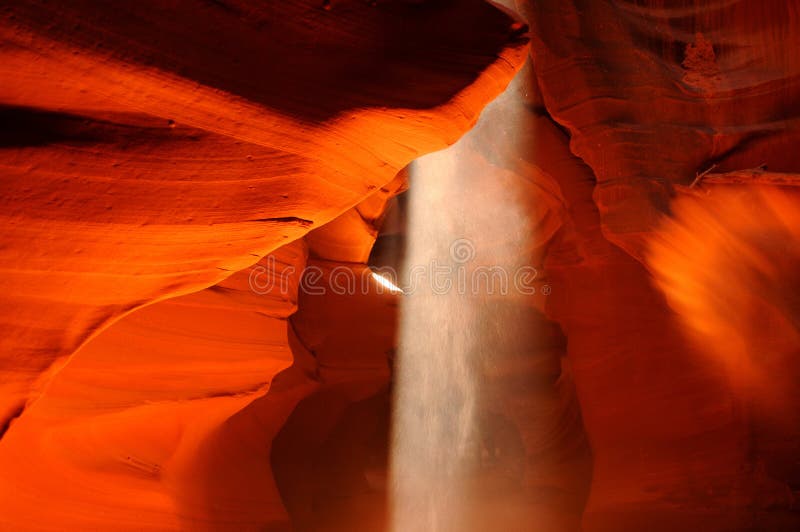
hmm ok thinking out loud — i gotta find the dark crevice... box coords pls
[250,217,314,227]
[0,104,198,148]
[0,401,26,441]
[0,105,107,148]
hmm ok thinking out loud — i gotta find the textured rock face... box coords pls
[1,0,800,530]
[524,0,800,259]
[0,1,529,528]
[0,243,306,529]
[522,0,800,529]
[0,0,527,430]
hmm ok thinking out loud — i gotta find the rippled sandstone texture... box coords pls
[0,1,528,529]
[524,0,800,530]
[0,0,526,428]
[2,0,800,530]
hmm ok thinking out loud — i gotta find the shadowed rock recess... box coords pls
[0,1,798,530]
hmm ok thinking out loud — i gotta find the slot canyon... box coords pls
[1,0,799,530]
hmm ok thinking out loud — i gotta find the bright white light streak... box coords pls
[390,64,532,532]
[390,148,478,532]
[372,271,404,294]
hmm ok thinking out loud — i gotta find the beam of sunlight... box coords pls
[390,153,478,531]
[390,70,535,531]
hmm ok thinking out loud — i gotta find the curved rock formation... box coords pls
[524,0,800,260]
[522,1,800,529]
[0,0,527,428]
[1,0,800,530]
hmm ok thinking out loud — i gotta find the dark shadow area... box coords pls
[272,385,392,532]
[5,0,527,122]
[0,106,104,147]
[0,104,199,148]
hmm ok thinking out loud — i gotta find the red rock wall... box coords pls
[0,0,526,433]
[521,0,800,529]
[1,0,799,530]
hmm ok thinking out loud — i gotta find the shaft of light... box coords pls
[388,65,532,531]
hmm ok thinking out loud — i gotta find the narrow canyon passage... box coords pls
[1,1,800,530]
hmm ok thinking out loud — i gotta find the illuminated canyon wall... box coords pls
[0,0,799,530]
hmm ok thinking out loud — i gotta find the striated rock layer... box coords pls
[0,179,403,530]
[1,0,799,530]
[524,0,800,260]
[522,0,800,529]
[0,0,527,429]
